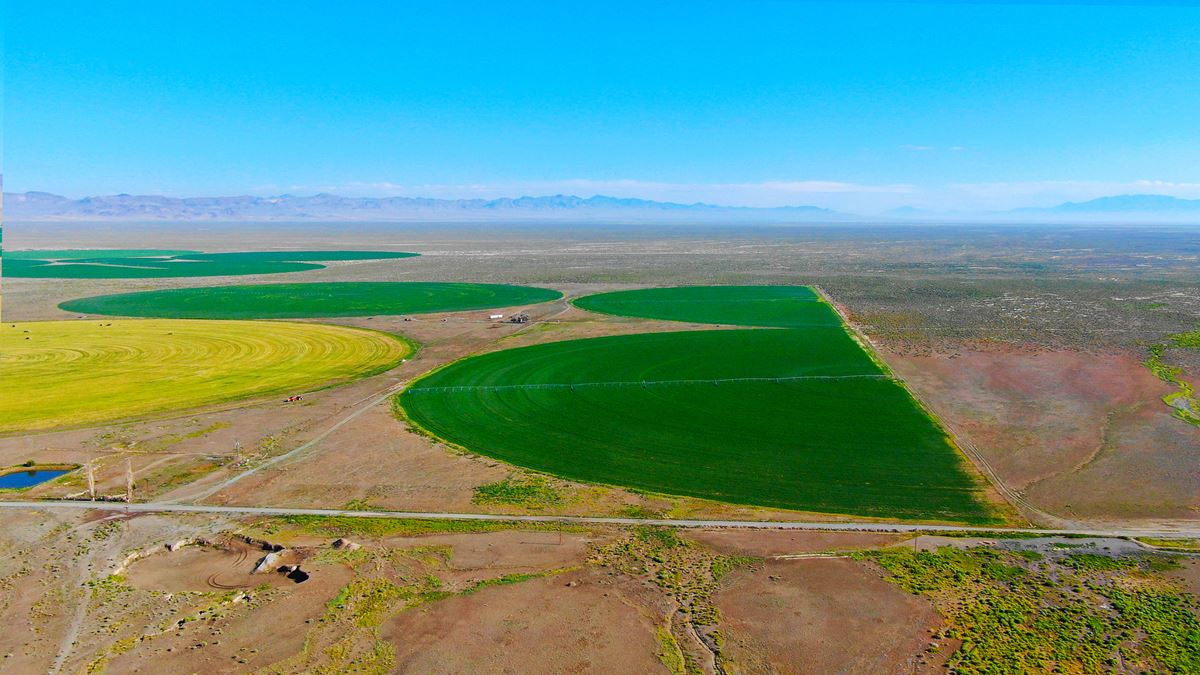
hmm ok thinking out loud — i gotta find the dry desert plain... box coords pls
[1,221,1198,673]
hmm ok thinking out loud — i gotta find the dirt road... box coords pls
[2,500,1197,540]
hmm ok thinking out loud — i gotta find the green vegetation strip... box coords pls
[857,546,1200,673]
[59,281,563,319]
[402,324,995,522]
[472,475,564,508]
[0,320,411,432]
[1145,325,1200,426]
[4,249,418,278]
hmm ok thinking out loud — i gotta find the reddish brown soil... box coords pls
[125,542,300,593]
[1168,558,1200,600]
[886,345,1200,522]
[105,563,354,674]
[715,558,943,674]
[383,567,666,674]
[384,529,600,578]
[684,529,905,556]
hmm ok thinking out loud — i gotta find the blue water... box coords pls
[0,469,68,489]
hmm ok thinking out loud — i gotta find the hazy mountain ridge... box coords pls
[886,194,1200,223]
[3,191,837,222]
[4,191,1198,223]
[1016,194,1200,214]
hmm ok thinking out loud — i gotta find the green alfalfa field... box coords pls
[572,284,841,328]
[59,281,563,319]
[401,286,1001,523]
[5,249,419,278]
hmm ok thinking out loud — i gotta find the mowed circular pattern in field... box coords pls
[6,249,418,278]
[0,320,412,433]
[401,327,993,523]
[59,282,563,319]
[572,285,841,328]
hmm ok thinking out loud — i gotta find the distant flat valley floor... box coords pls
[3,220,1198,524]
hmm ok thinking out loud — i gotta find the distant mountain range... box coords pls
[886,194,1200,224]
[1016,194,1200,214]
[3,191,1197,223]
[1,191,838,223]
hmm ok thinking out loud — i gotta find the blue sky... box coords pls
[4,1,1199,211]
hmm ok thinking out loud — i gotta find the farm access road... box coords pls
[2,500,1198,540]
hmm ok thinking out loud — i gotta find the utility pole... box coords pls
[124,458,134,503]
[86,462,96,500]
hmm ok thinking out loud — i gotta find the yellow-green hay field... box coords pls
[0,320,412,433]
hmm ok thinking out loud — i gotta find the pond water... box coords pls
[0,469,68,489]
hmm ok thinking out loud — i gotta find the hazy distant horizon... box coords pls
[4,188,1199,225]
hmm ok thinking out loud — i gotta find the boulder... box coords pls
[251,551,282,574]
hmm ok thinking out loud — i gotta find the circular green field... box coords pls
[5,249,418,278]
[0,320,412,433]
[59,282,563,319]
[573,285,841,328]
[401,327,994,523]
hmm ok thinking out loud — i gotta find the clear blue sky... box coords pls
[4,1,1199,211]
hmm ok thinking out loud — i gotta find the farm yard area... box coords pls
[1,223,1198,672]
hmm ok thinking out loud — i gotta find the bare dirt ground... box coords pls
[1169,558,1200,602]
[683,529,905,556]
[383,567,667,674]
[887,345,1200,522]
[715,558,946,674]
[4,505,984,674]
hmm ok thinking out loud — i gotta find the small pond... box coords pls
[0,469,69,489]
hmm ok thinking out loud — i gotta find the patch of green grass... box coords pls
[143,421,231,452]
[61,281,561,319]
[85,574,133,600]
[401,325,995,522]
[618,504,666,519]
[1169,327,1200,349]
[982,560,1026,582]
[655,625,687,675]
[710,555,757,582]
[634,525,686,549]
[1137,537,1200,553]
[472,475,563,508]
[1144,331,1200,427]
[460,569,570,595]
[325,578,411,627]
[9,250,416,278]
[1061,552,1140,572]
[857,546,1200,673]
